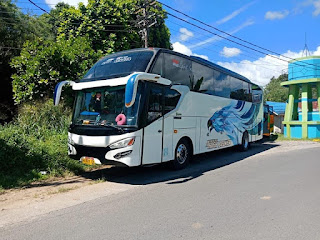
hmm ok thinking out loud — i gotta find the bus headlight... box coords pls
[109,137,135,149]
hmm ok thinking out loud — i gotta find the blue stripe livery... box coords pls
[207,101,262,144]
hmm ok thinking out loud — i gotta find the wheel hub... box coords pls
[176,144,187,164]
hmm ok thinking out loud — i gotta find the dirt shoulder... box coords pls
[0,166,138,228]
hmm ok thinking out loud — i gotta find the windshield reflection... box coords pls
[73,86,140,127]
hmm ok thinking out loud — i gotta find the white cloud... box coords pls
[217,49,310,86]
[172,42,192,56]
[220,47,241,58]
[313,46,320,55]
[216,1,256,25]
[175,43,320,87]
[45,0,87,8]
[265,10,289,20]
[172,42,209,60]
[189,19,254,50]
[179,28,194,41]
[313,0,320,16]
[295,0,320,16]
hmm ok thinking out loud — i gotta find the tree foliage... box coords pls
[11,37,101,104]
[9,0,172,105]
[0,0,52,121]
[264,74,288,102]
[52,0,171,53]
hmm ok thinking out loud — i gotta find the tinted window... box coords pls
[163,53,192,86]
[151,53,164,76]
[213,70,230,98]
[164,88,181,114]
[252,84,263,103]
[243,82,252,102]
[82,51,154,81]
[230,77,246,100]
[192,62,214,92]
[147,85,163,124]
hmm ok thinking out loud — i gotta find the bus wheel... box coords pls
[238,132,249,152]
[171,139,191,170]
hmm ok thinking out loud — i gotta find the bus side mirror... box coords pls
[125,73,171,108]
[54,81,75,106]
[125,74,139,108]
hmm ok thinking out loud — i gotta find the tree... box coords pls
[0,0,52,121]
[10,37,101,104]
[53,0,171,54]
[10,0,172,105]
[264,74,288,102]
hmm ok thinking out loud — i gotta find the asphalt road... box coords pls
[1,141,320,240]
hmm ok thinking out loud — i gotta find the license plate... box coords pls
[81,156,95,165]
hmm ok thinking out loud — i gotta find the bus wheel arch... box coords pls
[238,131,249,152]
[181,136,194,156]
[171,137,193,170]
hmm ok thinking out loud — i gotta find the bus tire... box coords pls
[238,132,249,152]
[171,139,191,170]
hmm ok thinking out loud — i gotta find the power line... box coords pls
[1,21,133,33]
[1,13,134,28]
[18,1,79,6]
[0,46,23,50]
[167,19,286,68]
[164,11,320,71]
[158,1,318,67]
[168,27,285,78]
[27,0,50,15]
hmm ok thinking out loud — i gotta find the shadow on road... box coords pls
[80,142,279,186]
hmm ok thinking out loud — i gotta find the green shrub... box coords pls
[0,99,85,189]
[10,37,101,104]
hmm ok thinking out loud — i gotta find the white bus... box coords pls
[54,48,263,169]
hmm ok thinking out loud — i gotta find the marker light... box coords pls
[109,137,135,149]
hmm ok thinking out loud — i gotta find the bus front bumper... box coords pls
[67,131,142,167]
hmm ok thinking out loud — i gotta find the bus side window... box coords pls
[252,84,263,103]
[164,88,181,114]
[244,82,252,102]
[213,70,230,98]
[150,53,164,76]
[163,53,192,87]
[230,77,245,100]
[191,62,214,93]
[147,85,163,124]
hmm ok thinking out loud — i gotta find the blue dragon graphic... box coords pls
[207,101,262,144]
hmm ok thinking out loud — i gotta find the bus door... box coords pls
[142,83,164,165]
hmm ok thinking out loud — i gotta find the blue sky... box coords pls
[16,0,320,86]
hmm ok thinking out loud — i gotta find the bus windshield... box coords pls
[82,50,154,81]
[73,86,141,127]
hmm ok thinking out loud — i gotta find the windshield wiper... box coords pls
[100,123,124,133]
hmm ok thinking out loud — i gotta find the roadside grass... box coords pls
[91,177,106,184]
[0,186,4,194]
[0,100,91,190]
[270,133,320,142]
[48,186,80,195]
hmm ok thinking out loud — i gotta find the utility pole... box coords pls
[302,32,310,57]
[135,0,158,48]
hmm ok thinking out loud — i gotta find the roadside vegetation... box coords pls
[0,100,87,189]
[0,0,172,190]
[265,133,320,142]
